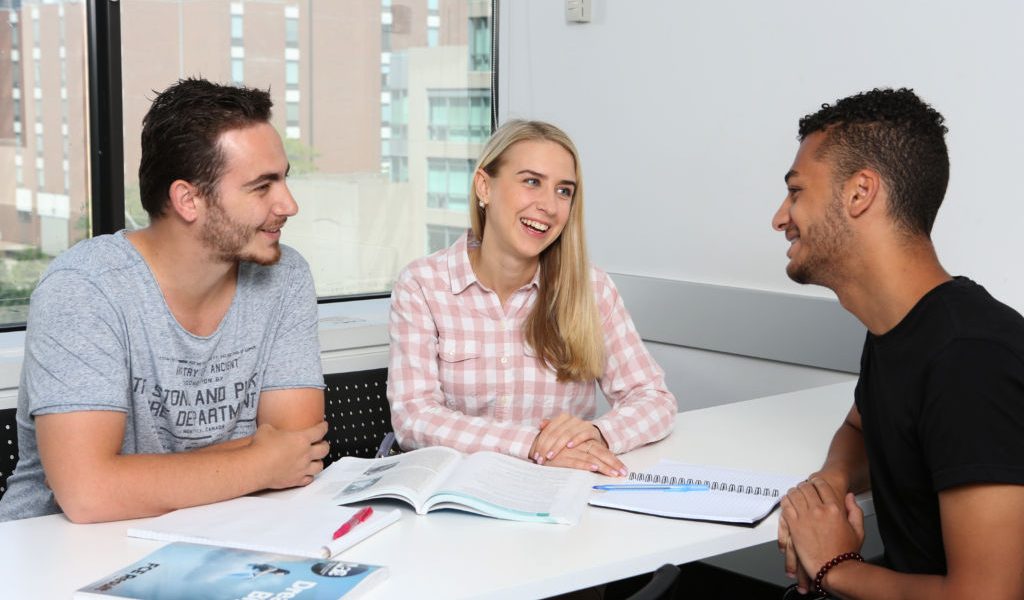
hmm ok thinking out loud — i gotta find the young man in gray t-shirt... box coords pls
[0,79,329,523]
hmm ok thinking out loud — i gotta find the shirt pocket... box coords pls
[522,343,577,410]
[437,338,491,414]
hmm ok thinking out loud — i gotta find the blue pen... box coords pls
[592,484,710,492]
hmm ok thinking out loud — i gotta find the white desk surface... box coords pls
[0,381,857,599]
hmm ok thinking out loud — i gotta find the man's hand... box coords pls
[780,478,865,593]
[779,515,815,594]
[250,420,330,489]
[778,471,850,593]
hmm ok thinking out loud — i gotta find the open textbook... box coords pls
[302,446,593,525]
[589,460,803,525]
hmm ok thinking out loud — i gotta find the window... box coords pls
[285,18,299,48]
[285,61,299,87]
[0,1,89,327]
[0,1,493,328]
[427,224,465,254]
[469,16,490,72]
[428,89,490,142]
[231,58,244,84]
[427,158,474,211]
[120,1,491,298]
[390,156,409,183]
[231,16,243,43]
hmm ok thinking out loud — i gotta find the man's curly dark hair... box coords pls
[798,88,949,237]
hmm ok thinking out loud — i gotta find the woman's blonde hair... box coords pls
[470,120,604,382]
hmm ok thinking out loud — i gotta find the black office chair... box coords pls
[624,564,681,600]
[0,407,18,501]
[322,368,393,465]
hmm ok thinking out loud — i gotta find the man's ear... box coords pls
[474,169,490,207]
[846,169,881,219]
[167,180,200,223]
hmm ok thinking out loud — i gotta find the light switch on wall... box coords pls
[566,0,591,23]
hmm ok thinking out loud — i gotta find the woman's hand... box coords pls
[538,439,625,477]
[529,414,627,476]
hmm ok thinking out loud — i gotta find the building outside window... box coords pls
[428,88,489,142]
[427,157,474,211]
[469,16,490,72]
[0,0,492,327]
[0,1,89,326]
[427,224,465,254]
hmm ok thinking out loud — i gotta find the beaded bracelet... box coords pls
[814,551,863,594]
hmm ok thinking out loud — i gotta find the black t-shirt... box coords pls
[855,277,1024,574]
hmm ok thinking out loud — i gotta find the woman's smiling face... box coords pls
[475,138,576,262]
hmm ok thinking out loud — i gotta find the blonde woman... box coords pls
[387,120,676,476]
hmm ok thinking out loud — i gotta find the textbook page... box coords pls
[126,496,401,558]
[425,451,593,525]
[305,446,463,509]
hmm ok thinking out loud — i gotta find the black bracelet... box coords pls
[814,551,863,594]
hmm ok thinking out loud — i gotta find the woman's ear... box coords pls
[474,169,490,208]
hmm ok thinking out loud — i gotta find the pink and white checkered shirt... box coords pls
[387,233,676,459]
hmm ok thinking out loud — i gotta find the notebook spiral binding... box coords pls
[626,472,781,497]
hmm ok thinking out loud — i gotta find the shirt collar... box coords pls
[447,231,478,294]
[447,231,541,294]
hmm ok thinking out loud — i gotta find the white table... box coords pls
[0,381,857,599]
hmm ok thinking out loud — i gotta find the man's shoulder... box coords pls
[933,277,1024,339]
[913,277,1024,374]
[44,233,138,278]
[35,233,140,298]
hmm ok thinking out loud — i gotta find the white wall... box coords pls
[498,3,1019,582]
[500,0,1024,309]
[645,343,854,412]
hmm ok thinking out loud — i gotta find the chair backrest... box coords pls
[626,563,681,600]
[1,408,17,501]
[322,368,392,465]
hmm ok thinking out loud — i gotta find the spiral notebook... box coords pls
[589,460,803,525]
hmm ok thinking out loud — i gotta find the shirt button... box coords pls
[501,320,509,330]
[500,395,510,406]
[500,356,508,364]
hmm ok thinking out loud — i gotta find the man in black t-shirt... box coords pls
[771,88,1024,599]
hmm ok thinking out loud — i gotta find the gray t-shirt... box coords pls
[0,231,324,521]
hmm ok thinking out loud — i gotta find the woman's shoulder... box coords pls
[588,264,622,315]
[588,264,617,293]
[395,243,456,290]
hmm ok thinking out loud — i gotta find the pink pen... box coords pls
[332,507,374,540]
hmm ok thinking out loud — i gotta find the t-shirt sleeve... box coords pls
[260,257,324,391]
[922,338,1024,491]
[22,269,131,416]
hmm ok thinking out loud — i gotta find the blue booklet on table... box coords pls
[74,542,387,599]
